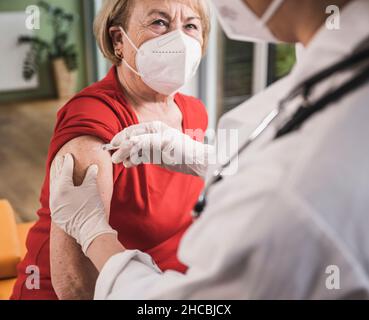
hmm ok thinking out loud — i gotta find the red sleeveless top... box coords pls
[11,67,207,300]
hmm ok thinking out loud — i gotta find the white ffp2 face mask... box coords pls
[213,0,285,43]
[120,27,202,96]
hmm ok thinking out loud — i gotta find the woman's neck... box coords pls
[117,65,172,108]
[116,65,182,130]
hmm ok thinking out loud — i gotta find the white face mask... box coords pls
[119,27,202,96]
[213,0,285,43]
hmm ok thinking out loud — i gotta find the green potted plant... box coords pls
[18,1,78,98]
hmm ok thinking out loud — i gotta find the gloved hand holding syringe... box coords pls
[102,121,215,178]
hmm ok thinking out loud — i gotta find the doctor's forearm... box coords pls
[86,234,125,272]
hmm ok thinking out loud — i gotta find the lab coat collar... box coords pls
[289,0,369,86]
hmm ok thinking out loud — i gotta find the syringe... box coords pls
[101,143,119,151]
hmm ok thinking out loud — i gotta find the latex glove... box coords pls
[50,153,117,255]
[110,121,214,178]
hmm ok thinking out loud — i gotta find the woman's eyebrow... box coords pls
[147,9,171,20]
[186,16,201,22]
[146,10,201,22]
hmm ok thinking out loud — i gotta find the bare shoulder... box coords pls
[50,135,114,214]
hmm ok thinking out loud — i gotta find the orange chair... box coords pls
[0,200,34,300]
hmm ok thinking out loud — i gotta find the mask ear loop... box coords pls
[260,0,285,25]
[118,27,142,77]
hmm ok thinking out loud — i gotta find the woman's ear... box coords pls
[109,26,124,50]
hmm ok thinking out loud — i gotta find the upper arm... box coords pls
[50,135,114,216]
[50,97,122,212]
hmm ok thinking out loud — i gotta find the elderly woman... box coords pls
[11,0,210,300]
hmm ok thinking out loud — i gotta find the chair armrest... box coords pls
[0,200,21,279]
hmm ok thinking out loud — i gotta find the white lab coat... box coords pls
[95,0,369,300]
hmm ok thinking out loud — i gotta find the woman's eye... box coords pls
[185,24,198,30]
[152,19,169,27]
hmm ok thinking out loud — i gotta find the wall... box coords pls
[0,0,87,103]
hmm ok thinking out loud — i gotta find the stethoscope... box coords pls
[193,45,369,218]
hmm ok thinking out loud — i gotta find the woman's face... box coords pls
[111,0,204,76]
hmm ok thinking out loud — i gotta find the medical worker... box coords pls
[50,0,369,299]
